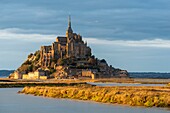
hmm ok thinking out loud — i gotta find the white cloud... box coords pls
[0,28,170,48]
[0,28,56,42]
[84,38,170,48]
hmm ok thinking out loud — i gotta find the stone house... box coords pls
[14,71,26,79]
[22,68,49,80]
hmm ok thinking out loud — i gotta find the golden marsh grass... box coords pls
[20,85,170,108]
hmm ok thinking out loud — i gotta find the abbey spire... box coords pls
[66,15,73,35]
[68,15,71,28]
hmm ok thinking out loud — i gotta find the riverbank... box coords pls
[0,82,87,88]
[0,78,170,88]
[1,78,170,84]
[20,85,170,108]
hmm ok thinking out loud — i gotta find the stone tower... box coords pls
[66,16,74,57]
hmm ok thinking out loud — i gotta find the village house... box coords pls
[14,68,49,80]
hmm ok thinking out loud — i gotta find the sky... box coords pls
[0,0,170,72]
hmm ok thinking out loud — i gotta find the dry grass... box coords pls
[20,85,170,108]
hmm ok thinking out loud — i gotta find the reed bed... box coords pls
[20,85,170,108]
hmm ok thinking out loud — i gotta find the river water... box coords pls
[0,88,169,113]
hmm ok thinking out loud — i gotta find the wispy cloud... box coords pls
[0,28,56,41]
[84,38,170,48]
[0,28,170,48]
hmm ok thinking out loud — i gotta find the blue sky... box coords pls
[0,0,170,72]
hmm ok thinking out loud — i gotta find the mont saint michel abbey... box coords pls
[11,16,128,80]
[40,16,91,67]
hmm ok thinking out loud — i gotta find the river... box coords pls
[0,88,169,113]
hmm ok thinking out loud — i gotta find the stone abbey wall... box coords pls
[40,17,91,68]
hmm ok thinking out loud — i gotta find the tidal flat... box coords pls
[20,84,170,108]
